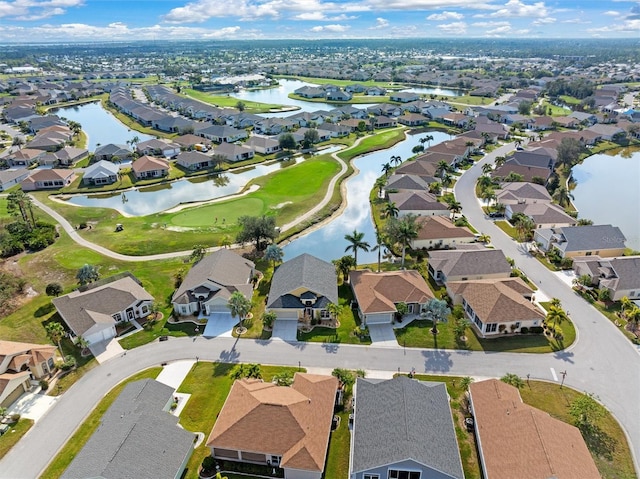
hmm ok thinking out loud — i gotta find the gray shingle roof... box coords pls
[546,225,627,253]
[351,377,464,479]
[267,254,338,308]
[62,379,194,479]
[429,249,512,278]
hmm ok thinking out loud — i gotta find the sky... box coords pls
[0,0,639,42]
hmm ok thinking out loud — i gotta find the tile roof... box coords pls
[207,373,337,472]
[429,249,512,278]
[267,254,338,309]
[350,270,435,314]
[351,377,464,478]
[470,379,600,479]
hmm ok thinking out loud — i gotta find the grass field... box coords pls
[183,89,287,113]
[275,75,402,90]
[0,419,33,460]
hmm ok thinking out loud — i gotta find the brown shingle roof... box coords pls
[350,270,435,314]
[470,379,600,479]
[207,373,337,472]
[131,155,169,173]
[415,215,475,241]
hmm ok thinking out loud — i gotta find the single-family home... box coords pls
[197,124,248,144]
[207,373,338,479]
[245,135,281,155]
[266,254,338,324]
[388,190,450,217]
[93,143,132,162]
[397,113,427,126]
[21,169,76,191]
[62,379,195,479]
[447,277,544,337]
[505,202,577,229]
[175,150,213,171]
[469,379,600,479]
[0,169,29,191]
[171,249,255,317]
[350,270,435,325]
[213,142,255,163]
[52,273,154,345]
[428,249,512,284]
[0,340,57,407]
[39,146,89,167]
[385,174,432,193]
[491,160,551,184]
[83,160,120,186]
[494,182,552,205]
[173,134,211,150]
[6,148,45,167]
[573,255,640,301]
[534,224,627,259]
[135,138,181,158]
[390,92,420,103]
[350,376,464,479]
[131,155,170,180]
[412,215,476,250]
[585,123,626,141]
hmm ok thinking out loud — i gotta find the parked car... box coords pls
[488,212,503,218]
[0,424,10,436]
[159,335,169,342]
[465,417,475,432]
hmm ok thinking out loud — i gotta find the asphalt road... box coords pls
[2,143,639,478]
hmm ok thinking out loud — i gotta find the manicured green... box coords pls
[324,411,351,479]
[559,95,581,105]
[40,368,162,479]
[520,381,636,479]
[275,75,401,90]
[494,219,518,238]
[184,89,287,113]
[339,128,406,160]
[446,95,493,106]
[0,419,33,460]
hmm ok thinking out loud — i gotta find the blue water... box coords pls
[282,131,449,264]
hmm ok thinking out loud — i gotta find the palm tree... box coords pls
[620,296,633,316]
[441,173,453,188]
[327,302,342,320]
[371,230,385,273]
[332,255,356,283]
[553,186,574,208]
[45,321,66,356]
[477,233,491,244]
[626,307,640,332]
[459,376,474,391]
[436,160,450,178]
[264,244,284,269]
[386,214,420,268]
[546,305,568,330]
[344,229,370,267]
[390,155,402,167]
[478,175,494,191]
[482,163,493,175]
[381,162,392,177]
[374,177,386,198]
[550,297,562,309]
[481,188,496,205]
[384,201,399,219]
[494,202,506,215]
[494,156,507,167]
[421,134,434,147]
[227,291,252,326]
[447,199,462,218]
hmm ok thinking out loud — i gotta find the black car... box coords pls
[159,335,169,342]
[465,417,475,432]
[488,212,503,218]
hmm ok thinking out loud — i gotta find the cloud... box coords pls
[588,18,640,33]
[532,16,555,25]
[436,21,467,34]
[471,20,510,27]
[310,23,350,32]
[478,0,549,18]
[603,10,621,16]
[0,0,84,20]
[427,11,463,20]
[294,12,356,20]
[364,0,495,10]
[369,17,389,29]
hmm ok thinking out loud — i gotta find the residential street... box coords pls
[2,142,638,478]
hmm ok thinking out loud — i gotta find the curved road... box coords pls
[2,140,639,478]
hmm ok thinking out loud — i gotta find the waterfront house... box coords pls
[390,92,420,103]
[349,269,434,325]
[428,249,511,284]
[385,174,433,193]
[52,273,154,345]
[245,135,281,155]
[412,215,477,250]
[534,224,627,259]
[213,142,255,163]
[505,202,577,229]
[39,146,88,167]
[6,148,45,167]
[350,376,464,479]
[469,379,600,479]
[135,138,181,158]
[131,155,169,180]
[197,124,248,144]
[83,160,119,186]
[175,150,213,171]
[94,143,132,162]
[389,190,450,217]
[21,169,76,191]
[494,182,552,205]
[573,255,640,301]
[207,373,337,479]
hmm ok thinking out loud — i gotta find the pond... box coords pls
[64,159,302,216]
[53,102,154,152]
[571,147,640,251]
[403,86,463,97]
[282,131,450,264]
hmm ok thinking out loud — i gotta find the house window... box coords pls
[486,323,497,333]
[321,310,330,319]
[388,470,420,479]
[113,312,122,322]
[515,322,521,329]
[141,305,148,314]
[365,475,380,479]
[269,455,281,466]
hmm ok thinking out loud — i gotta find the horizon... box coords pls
[0,0,639,42]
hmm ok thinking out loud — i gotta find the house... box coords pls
[93,143,132,162]
[573,256,640,301]
[173,134,211,150]
[52,273,154,345]
[207,373,338,479]
[213,142,255,163]
[469,379,600,479]
[388,190,450,217]
[6,148,45,167]
[534,225,627,258]
[505,201,577,229]
[21,169,76,191]
[197,124,248,144]
[171,249,255,317]
[245,135,281,155]
[447,278,544,337]
[396,113,427,126]
[39,146,89,167]
[585,123,626,141]
[0,340,57,407]
[390,92,420,103]
[131,155,169,180]
[326,88,352,101]
[350,376,464,479]
[374,116,397,128]
[494,182,552,205]
[385,174,432,193]
[412,215,476,250]
[176,150,213,171]
[428,249,512,284]
[135,138,181,158]
[294,85,326,98]
[350,270,435,325]
[491,160,551,183]
[318,122,351,138]
[83,160,119,186]
[266,254,338,324]
[62,379,195,479]
[0,169,29,191]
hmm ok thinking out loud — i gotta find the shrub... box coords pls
[39,379,49,390]
[59,355,77,371]
[520,327,529,334]
[530,326,544,334]
[10,413,20,423]
[202,456,217,473]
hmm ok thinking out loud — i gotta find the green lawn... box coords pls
[338,128,406,160]
[40,367,162,479]
[0,419,33,460]
[275,75,402,90]
[559,95,581,106]
[520,381,636,479]
[184,89,287,113]
[446,95,494,106]
[494,219,518,239]
[324,411,351,479]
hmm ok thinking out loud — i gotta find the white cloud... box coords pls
[471,20,510,27]
[479,0,549,18]
[532,16,555,25]
[294,12,356,20]
[436,21,467,34]
[603,10,621,16]
[588,18,640,33]
[369,17,389,29]
[427,11,463,20]
[0,0,83,20]
[364,0,495,10]
[310,23,350,32]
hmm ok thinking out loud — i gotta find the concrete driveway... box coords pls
[271,320,298,341]
[8,392,58,422]
[202,312,239,338]
[90,338,124,364]
[368,324,399,348]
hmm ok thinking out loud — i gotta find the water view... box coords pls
[54,102,154,151]
[64,159,301,216]
[571,148,640,251]
[283,131,450,263]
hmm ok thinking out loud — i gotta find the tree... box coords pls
[371,230,385,273]
[556,137,583,169]
[381,162,392,177]
[384,201,399,219]
[327,302,342,320]
[385,214,420,268]
[227,291,252,324]
[570,393,605,434]
[518,100,532,115]
[76,264,99,286]
[500,373,525,389]
[511,213,535,241]
[246,363,262,379]
[273,371,294,386]
[45,282,63,297]
[76,336,90,352]
[45,321,65,356]
[374,176,386,197]
[420,134,434,147]
[332,368,356,388]
[12,136,25,147]
[436,160,450,178]
[344,229,370,267]
[332,255,356,283]
[262,311,277,329]
[278,133,297,151]
[481,163,493,175]
[477,233,491,244]
[429,182,442,195]
[302,128,320,149]
[441,173,453,188]
[446,199,462,217]
[494,155,507,167]
[390,155,402,167]
[553,186,574,208]
[546,305,568,330]
[577,218,593,226]
[189,244,206,263]
[598,288,611,302]
[412,145,424,154]
[264,243,284,269]
[235,101,246,112]
[357,120,367,132]
[423,298,451,334]
[236,215,278,251]
[459,376,474,391]
[7,190,36,231]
